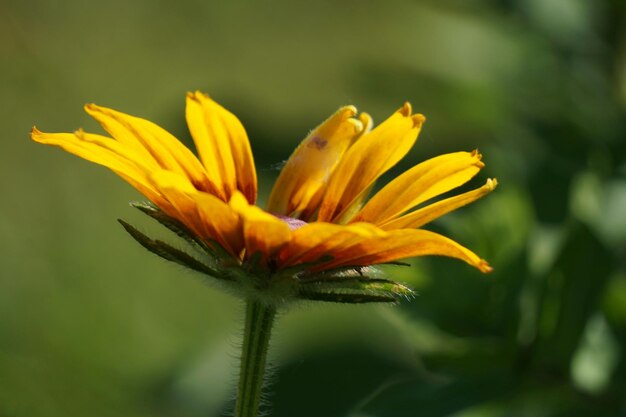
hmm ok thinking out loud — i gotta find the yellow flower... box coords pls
[31,92,496,303]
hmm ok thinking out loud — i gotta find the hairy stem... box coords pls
[234,299,276,417]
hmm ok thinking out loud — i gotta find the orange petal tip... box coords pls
[30,126,44,142]
[339,105,358,118]
[479,259,493,273]
[470,149,485,167]
[358,112,373,132]
[411,113,426,127]
[84,103,108,117]
[486,178,498,190]
[399,102,412,117]
[187,91,210,101]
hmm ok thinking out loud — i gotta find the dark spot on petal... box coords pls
[308,136,328,150]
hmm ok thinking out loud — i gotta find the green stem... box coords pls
[234,298,276,417]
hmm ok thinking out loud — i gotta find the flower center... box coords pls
[274,215,308,230]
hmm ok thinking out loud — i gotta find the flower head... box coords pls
[31,92,497,304]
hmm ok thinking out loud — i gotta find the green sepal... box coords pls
[298,290,398,304]
[298,278,413,303]
[302,277,413,296]
[118,219,231,281]
[295,265,414,304]
[297,265,380,282]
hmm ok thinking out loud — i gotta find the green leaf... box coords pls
[353,372,516,417]
[534,221,614,371]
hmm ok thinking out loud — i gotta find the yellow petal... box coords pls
[381,179,498,230]
[277,221,386,267]
[32,128,148,175]
[85,103,218,197]
[186,92,257,203]
[229,191,291,258]
[354,150,485,225]
[83,105,156,162]
[194,192,244,256]
[30,128,167,205]
[318,103,425,222]
[149,170,245,256]
[148,170,205,237]
[331,183,374,225]
[267,106,368,219]
[319,228,492,273]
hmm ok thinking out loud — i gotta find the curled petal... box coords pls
[316,228,493,273]
[268,106,368,220]
[380,179,498,230]
[354,150,485,225]
[318,103,425,223]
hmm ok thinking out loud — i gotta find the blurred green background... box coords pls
[2,0,626,416]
